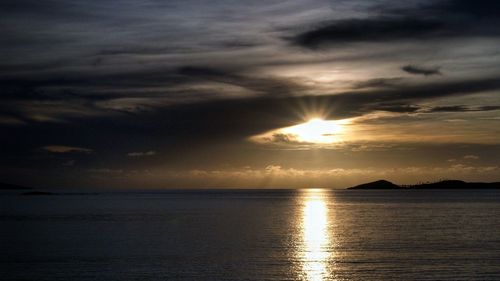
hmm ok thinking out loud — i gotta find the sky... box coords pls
[1,0,499,189]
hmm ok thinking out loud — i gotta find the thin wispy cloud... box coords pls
[43,145,93,154]
[402,65,442,76]
[127,151,156,157]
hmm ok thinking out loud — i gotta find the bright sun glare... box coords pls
[250,117,352,145]
[281,118,347,144]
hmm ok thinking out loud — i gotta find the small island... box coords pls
[1,182,57,195]
[0,182,32,190]
[348,179,500,190]
[21,191,56,196]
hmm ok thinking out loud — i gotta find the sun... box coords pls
[282,118,346,143]
[250,118,350,145]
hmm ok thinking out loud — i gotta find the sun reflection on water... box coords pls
[300,188,331,281]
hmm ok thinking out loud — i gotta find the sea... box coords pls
[1,189,500,280]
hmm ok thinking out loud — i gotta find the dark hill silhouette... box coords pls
[348,179,500,189]
[415,180,500,189]
[0,182,32,190]
[348,180,403,189]
[22,191,55,196]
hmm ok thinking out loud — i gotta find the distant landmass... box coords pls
[348,180,500,190]
[0,182,32,190]
[0,182,57,195]
[21,191,56,196]
[347,180,401,190]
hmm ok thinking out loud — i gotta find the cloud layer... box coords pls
[1,0,499,188]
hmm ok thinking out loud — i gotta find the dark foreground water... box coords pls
[1,189,500,281]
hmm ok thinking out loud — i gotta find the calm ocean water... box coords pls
[1,189,500,280]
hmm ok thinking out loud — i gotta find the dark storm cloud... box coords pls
[415,0,500,18]
[0,66,188,92]
[291,18,444,48]
[426,105,500,113]
[353,78,404,89]
[372,104,421,113]
[426,105,469,112]
[0,0,96,19]
[402,65,441,76]
[291,0,500,48]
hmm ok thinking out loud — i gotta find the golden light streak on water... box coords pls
[300,188,331,281]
